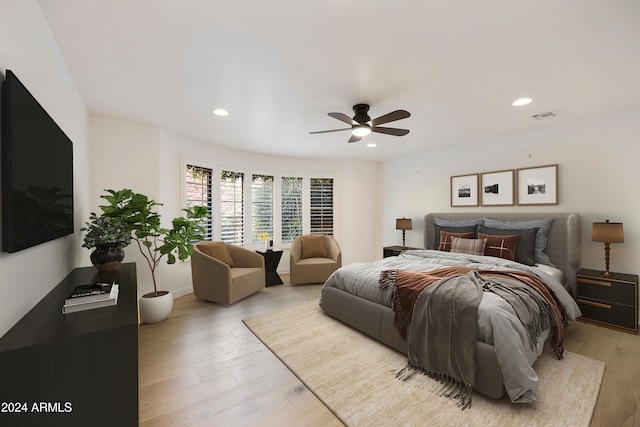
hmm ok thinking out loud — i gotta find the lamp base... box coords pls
[600,243,616,278]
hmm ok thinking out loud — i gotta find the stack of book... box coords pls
[62,282,119,314]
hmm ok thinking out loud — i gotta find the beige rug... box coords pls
[244,299,605,427]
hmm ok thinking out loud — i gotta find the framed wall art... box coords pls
[450,173,479,207]
[480,169,514,206]
[516,164,559,205]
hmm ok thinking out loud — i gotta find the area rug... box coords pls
[243,299,605,427]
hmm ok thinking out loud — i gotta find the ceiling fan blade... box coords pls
[371,126,410,136]
[371,110,411,126]
[348,134,362,143]
[309,128,351,134]
[328,112,355,125]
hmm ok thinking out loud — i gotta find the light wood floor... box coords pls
[139,275,640,426]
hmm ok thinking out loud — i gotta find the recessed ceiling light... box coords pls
[213,108,229,116]
[512,98,533,107]
[366,143,376,148]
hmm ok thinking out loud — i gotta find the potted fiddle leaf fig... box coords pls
[97,188,208,323]
[81,212,131,271]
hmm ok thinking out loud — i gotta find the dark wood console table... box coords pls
[0,263,138,427]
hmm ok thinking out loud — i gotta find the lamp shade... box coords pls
[592,220,624,243]
[396,218,412,231]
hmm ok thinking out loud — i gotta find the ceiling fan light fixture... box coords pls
[352,124,371,137]
[309,104,410,143]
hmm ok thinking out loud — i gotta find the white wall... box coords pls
[381,108,640,281]
[87,116,161,296]
[0,0,90,336]
[87,122,379,298]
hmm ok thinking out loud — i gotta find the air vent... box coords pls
[532,109,563,121]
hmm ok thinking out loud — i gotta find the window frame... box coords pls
[182,159,335,248]
[219,166,246,245]
[182,157,215,241]
[251,172,275,244]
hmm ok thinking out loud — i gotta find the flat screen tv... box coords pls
[1,70,74,253]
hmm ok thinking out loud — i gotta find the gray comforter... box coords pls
[322,249,581,403]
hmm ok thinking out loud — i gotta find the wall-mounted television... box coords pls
[1,70,74,253]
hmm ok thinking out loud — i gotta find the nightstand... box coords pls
[383,245,421,258]
[576,268,638,334]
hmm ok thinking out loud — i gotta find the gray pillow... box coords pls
[432,225,478,249]
[483,217,554,266]
[477,225,538,266]
[434,217,484,227]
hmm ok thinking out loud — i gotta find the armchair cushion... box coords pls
[301,235,327,259]
[199,242,235,267]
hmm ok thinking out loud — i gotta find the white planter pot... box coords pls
[139,290,174,324]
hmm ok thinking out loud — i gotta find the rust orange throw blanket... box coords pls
[379,267,568,359]
[479,270,569,359]
[379,266,473,339]
[379,267,569,409]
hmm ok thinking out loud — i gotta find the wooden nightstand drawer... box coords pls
[577,298,637,331]
[576,268,638,333]
[576,276,634,305]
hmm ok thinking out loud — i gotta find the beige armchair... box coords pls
[191,242,265,304]
[290,235,342,285]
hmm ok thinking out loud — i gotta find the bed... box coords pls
[319,212,582,404]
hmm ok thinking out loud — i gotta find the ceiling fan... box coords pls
[310,104,411,143]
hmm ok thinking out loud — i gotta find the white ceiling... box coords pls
[36,0,640,161]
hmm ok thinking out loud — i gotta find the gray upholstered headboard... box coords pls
[423,213,581,295]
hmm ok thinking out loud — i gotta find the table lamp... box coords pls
[396,218,412,249]
[592,220,624,277]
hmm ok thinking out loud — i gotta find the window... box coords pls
[220,170,244,244]
[281,176,303,243]
[310,178,334,235]
[183,161,333,246]
[185,164,213,240]
[251,174,274,243]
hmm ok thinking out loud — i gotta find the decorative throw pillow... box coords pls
[478,233,520,261]
[483,217,554,266]
[438,231,476,252]
[301,235,327,259]
[434,217,484,227]
[477,225,538,266]
[450,237,487,256]
[198,242,235,267]
[432,225,478,249]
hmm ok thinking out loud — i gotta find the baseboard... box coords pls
[172,286,193,299]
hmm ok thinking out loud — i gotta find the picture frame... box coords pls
[480,169,515,206]
[516,164,559,205]
[451,173,479,207]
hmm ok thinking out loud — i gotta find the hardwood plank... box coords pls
[192,389,291,426]
[574,323,622,363]
[245,394,345,427]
